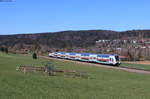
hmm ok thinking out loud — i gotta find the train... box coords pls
[48,52,121,66]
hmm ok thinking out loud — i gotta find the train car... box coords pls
[80,53,90,62]
[49,52,120,66]
[68,52,77,60]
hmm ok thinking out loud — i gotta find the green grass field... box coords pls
[0,53,150,99]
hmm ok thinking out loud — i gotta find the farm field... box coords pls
[0,53,150,99]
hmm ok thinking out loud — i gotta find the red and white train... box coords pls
[49,52,121,66]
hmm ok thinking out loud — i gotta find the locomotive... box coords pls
[49,52,121,66]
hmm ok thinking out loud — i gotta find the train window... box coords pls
[115,56,119,61]
[110,58,113,62]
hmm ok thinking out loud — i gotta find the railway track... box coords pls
[40,56,150,75]
[119,66,150,74]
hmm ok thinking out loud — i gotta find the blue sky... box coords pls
[0,0,150,35]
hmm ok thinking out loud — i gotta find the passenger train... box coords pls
[48,52,121,66]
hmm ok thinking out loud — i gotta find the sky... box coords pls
[0,0,150,35]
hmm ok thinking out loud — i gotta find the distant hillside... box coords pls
[0,30,150,48]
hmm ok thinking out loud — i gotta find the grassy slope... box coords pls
[0,53,150,99]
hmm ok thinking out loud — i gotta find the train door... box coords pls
[65,53,70,59]
[75,53,81,60]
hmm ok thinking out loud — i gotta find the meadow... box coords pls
[0,52,150,99]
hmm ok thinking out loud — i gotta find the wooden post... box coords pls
[23,68,26,73]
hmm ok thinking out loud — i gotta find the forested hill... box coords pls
[0,30,150,48]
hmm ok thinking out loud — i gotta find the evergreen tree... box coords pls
[32,53,37,59]
[0,47,4,52]
[4,48,8,54]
